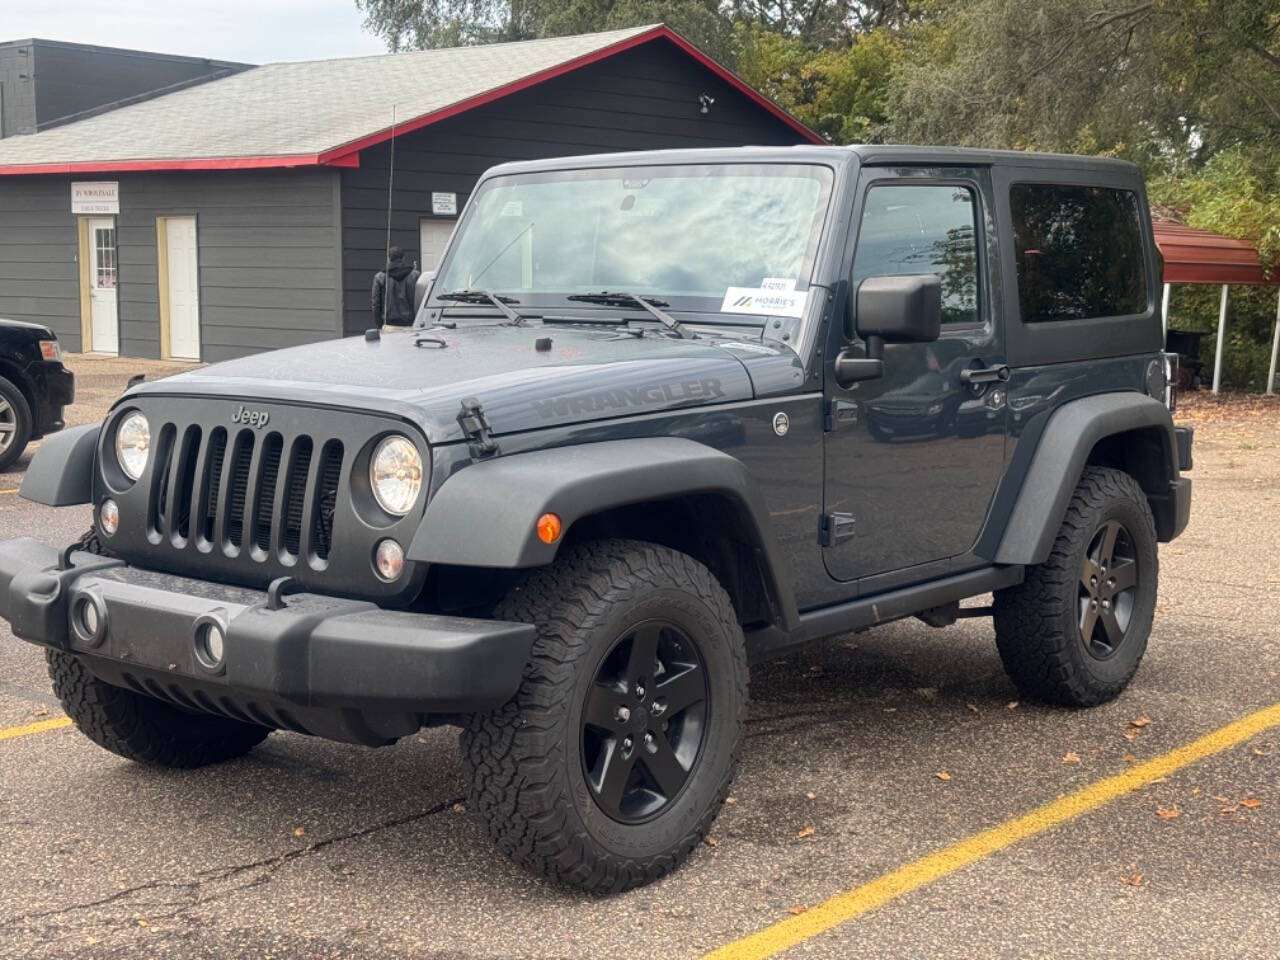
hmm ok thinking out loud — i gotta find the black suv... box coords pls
[0,146,1191,892]
[0,319,73,471]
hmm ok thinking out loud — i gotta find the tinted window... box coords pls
[1011,184,1148,322]
[852,185,980,326]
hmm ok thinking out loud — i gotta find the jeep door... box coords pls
[822,166,1009,584]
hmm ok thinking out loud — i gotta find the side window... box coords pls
[852,184,980,326]
[1010,183,1147,322]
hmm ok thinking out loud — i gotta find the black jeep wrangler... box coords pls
[0,146,1191,892]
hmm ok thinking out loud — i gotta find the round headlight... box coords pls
[115,412,150,481]
[370,435,423,516]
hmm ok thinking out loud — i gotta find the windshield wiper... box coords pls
[566,292,694,339]
[437,289,528,326]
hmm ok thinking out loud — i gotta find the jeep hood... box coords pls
[129,325,786,444]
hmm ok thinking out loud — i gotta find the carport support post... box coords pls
[1161,283,1171,338]
[1267,287,1280,396]
[1213,284,1229,395]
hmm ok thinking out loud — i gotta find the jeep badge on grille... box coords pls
[231,405,269,428]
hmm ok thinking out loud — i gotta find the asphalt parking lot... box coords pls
[1,356,1277,959]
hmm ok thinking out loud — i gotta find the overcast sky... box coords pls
[5,0,389,64]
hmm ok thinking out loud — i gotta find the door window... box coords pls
[93,226,118,289]
[852,185,980,326]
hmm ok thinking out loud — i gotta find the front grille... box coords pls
[149,424,344,569]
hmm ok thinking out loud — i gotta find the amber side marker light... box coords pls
[536,513,563,544]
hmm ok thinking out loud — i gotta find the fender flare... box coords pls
[407,438,799,631]
[988,393,1179,566]
[19,423,99,507]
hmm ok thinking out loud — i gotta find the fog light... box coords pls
[195,621,226,670]
[81,600,99,636]
[100,499,119,536]
[536,513,562,544]
[374,539,405,581]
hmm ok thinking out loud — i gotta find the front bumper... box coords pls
[28,361,74,437]
[0,538,534,745]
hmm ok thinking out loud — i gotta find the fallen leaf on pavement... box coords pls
[452,803,466,814]
[33,707,49,717]
[1124,729,1141,740]
[805,791,816,800]
[1130,714,1151,729]
[1156,805,1180,820]
[1123,754,1137,763]
[788,906,808,916]
[1240,797,1262,810]
[1253,745,1274,757]
[796,825,815,839]
[936,771,952,782]
[1121,874,1143,887]
[293,827,306,837]
[1006,701,1019,710]
[725,796,737,805]
[704,835,719,847]
[1219,805,1238,814]
[883,707,897,714]
[1212,795,1232,804]
[1063,752,1081,763]
[966,702,979,713]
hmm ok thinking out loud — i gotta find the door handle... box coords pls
[959,363,1010,385]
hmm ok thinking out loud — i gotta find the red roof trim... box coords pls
[0,152,359,176]
[0,25,821,177]
[318,24,823,164]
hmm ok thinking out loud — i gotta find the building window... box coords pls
[94,226,118,288]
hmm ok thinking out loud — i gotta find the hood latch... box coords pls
[457,397,500,460]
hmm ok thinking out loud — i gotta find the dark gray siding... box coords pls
[339,36,807,335]
[0,43,38,137]
[0,170,342,360]
[114,169,342,361]
[0,175,81,346]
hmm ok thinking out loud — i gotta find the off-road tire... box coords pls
[462,539,749,893]
[993,466,1158,707]
[47,651,271,767]
[0,376,33,472]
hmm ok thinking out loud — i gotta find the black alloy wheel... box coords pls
[1078,519,1139,660]
[581,619,709,823]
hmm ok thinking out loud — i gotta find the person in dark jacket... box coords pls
[371,247,420,326]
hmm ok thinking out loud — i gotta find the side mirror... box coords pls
[413,270,436,314]
[856,274,942,352]
[834,274,943,388]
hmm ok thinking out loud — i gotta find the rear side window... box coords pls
[1010,184,1147,323]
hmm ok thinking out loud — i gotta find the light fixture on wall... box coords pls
[699,93,715,115]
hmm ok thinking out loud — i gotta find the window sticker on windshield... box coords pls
[499,200,523,217]
[761,277,796,291]
[720,286,808,318]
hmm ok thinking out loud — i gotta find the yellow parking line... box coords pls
[0,716,72,741]
[704,701,1280,960]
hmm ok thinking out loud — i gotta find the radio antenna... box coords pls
[382,104,397,325]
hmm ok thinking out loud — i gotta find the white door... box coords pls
[419,218,455,272]
[87,217,119,354]
[164,217,201,360]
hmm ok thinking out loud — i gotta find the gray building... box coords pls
[0,26,819,362]
[0,39,247,139]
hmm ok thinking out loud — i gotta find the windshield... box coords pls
[430,163,835,320]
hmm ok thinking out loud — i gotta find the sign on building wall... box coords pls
[71,181,120,214]
[430,192,457,216]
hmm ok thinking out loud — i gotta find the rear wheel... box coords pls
[0,376,32,472]
[993,466,1158,707]
[462,539,748,892]
[47,651,271,767]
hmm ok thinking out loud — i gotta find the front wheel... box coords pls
[462,539,748,892]
[993,466,1158,707]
